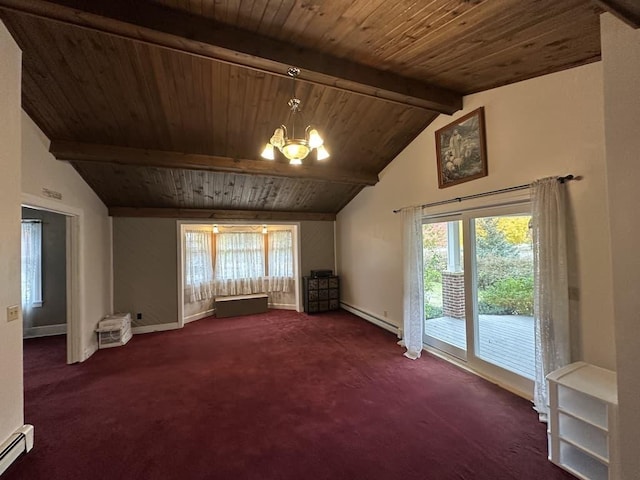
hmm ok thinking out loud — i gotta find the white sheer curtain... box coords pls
[267,230,294,292]
[184,230,215,303]
[214,232,265,295]
[531,177,570,419]
[402,206,424,359]
[21,221,43,312]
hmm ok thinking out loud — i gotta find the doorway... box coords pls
[21,207,67,339]
[22,194,81,364]
[423,204,535,394]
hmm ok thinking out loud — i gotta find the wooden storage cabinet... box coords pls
[547,362,617,480]
[303,276,339,313]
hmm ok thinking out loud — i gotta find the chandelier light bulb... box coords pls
[282,141,310,162]
[307,128,323,149]
[261,143,275,160]
[316,144,330,160]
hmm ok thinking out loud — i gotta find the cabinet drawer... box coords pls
[308,290,319,301]
[329,299,339,310]
[318,289,329,300]
[308,278,319,289]
[329,288,339,299]
[318,300,329,311]
[318,278,329,289]
[329,277,339,288]
[559,412,608,461]
[307,301,319,313]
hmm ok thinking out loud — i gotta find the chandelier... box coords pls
[261,67,329,165]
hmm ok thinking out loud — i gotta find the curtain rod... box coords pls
[393,175,575,214]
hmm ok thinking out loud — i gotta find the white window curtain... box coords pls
[21,221,43,311]
[402,206,424,359]
[531,177,570,420]
[184,230,215,303]
[214,232,265,295]
[267,230,294,292]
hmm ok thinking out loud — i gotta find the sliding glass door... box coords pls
[423,219,466,359]
[472,214,535,379]
[423,206,535,388]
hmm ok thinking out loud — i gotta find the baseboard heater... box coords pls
[0,425,34,476]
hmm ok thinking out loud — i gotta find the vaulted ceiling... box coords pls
[2,0,632,221]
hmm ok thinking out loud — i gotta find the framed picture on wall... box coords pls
[435,107,488,189]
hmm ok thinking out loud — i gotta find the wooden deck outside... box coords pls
[425,315,535,379]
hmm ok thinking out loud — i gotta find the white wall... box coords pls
[21,113,112,360]
[337,61,616,371]
[600,13,640,479]
[0,20,24,445]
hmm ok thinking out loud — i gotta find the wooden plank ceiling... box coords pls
[0,0,604,220]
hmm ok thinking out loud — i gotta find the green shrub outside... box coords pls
[423,251,446,288]
[425,303,443,319]
[480,276,534,316]
[477,300,513,315]
[476,256,532,289]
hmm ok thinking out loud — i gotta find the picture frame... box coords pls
[435,106,488,189]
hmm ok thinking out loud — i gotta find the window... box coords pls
[183,226,295,300]
[184,230,214,302]
[214,232,265,280]
[268,230,293,277]
[21,220,43,309]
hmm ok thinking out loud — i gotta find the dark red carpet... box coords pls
[7,309,573,480]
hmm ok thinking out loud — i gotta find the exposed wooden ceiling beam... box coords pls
[0,0,462,114]
[594,0,640,28]
[109,207,336,222]
[50,141,379,186]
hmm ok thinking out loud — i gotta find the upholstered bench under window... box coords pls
[214,293,269,318]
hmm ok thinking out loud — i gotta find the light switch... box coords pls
[7,305,20,322]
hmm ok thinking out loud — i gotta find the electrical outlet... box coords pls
[136,313,142,320]
[7,305,20,322]
[383,310,388,318]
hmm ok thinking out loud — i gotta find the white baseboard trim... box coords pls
[82,343,98,362]
[132,322,180,335]
[23,324,66,339]
[0,425,34,476]
[183,309,214,324]
[340,302,399,335]
[422,345,531,401]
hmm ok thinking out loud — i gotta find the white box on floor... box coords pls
[97,313,132,349]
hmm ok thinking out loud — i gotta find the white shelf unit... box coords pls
[547,362,617,480]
